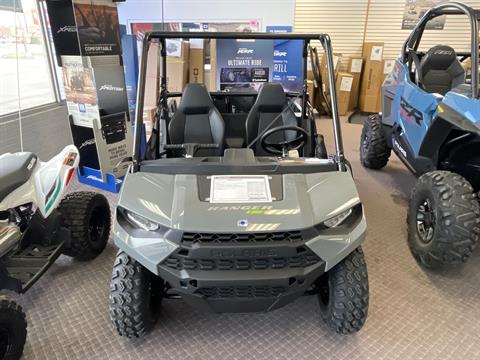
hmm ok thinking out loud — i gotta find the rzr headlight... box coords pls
[125,210,159,231]
[323,209,353,228]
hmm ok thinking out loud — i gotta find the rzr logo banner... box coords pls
[400,97,423,125]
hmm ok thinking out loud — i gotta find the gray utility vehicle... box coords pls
[109,32,369,338]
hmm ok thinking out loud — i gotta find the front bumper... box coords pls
[114,206,366,313]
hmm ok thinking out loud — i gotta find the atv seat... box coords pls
[0,152,37,202]
[418,45,465,95]
[245,83,299,156]
[168,84,225,157]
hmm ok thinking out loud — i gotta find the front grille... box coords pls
[162,249,321,271]
[181,231,303,244]
[196,285,288,298]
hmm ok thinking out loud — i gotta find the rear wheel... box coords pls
[109,251,165,338]
[59,191,111,261]
[360,114,391,169]
[0,292,27,360]
[407,171,480,268]
[317,247,369,334]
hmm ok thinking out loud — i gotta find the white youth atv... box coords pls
[0,145,111,360]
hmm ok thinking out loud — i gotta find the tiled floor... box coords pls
[20,117,480,359]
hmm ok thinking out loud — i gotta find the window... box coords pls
[0,0,56,116]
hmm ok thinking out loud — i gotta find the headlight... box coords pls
[323,209,353,228]
[125,210,159,231]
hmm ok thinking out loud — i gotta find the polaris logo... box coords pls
[237,48,254,54]
[79,139,96,149]
[274,50,287,57]
[208,205,273,211]
[57,26,77,33]
[99,84,123,92]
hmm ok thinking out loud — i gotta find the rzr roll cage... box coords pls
[402,1,479,98]
[132,32,346,172]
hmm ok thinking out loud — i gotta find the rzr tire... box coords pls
[407,171,480,268]
[317,247,369,334]
[59,191,111,261]
[360,114,390,169]
[109,251,164,338]
[0,292,27,360]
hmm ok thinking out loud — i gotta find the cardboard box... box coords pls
[362,42,384,62]
[307,79,315,107]
[209,39,217,91]
[320,53,342,92]
[143,106,157,141]
[189,40,205,84]
[145,42,160,107]
[348,58,363,110]
[359,60,384,113]
[167,41,189,92]
[335,72,354,116]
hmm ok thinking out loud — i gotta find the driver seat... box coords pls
[168,84,225,156]
[0,152,37,202]
[418,45,465,95]
[245,83,298,156]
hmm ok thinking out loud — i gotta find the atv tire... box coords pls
[407,171,480,268]
[317,247,369,334]
[109,251,165,338]
[59,191,111,261]
[0,292,27,360]
[360,114,391,169]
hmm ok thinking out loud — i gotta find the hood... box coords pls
[117,170,361,232]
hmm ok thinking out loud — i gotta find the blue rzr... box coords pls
[360,1,480,269]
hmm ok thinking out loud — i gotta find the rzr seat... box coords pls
[0,152,37,202]
[418,45,465,95]
[169,84,225,156]
[245,83,298,156]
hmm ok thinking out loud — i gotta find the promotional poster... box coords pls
[61,55,100,128]
[402,0,446,30]
[45,0,121,58]
[267,26,303,93]
[216,39,274,91]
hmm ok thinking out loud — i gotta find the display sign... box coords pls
[402,0,446,30]
[46,0,121,57]
[216,39,274,91]
[61,55,133,178]
[210,176,272,203]
[266,26,303,93]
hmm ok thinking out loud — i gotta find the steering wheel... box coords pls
[260,125,308,156]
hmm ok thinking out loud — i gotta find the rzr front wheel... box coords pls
[360,114,391,169]
[407,171,480,268]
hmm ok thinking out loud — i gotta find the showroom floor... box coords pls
[21,116,480,360]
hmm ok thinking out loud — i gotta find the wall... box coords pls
[117,0,296,31]
[295,0,480,68]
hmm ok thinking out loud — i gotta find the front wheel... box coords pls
[407,171,480,268]
[0,292,27,360]
[360,114,391,169]
[109,251,165,338]
[59,191,111,261]
[316,247,369,334]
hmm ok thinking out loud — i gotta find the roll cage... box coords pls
[132,32,346,172]
[402,1,480,98]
